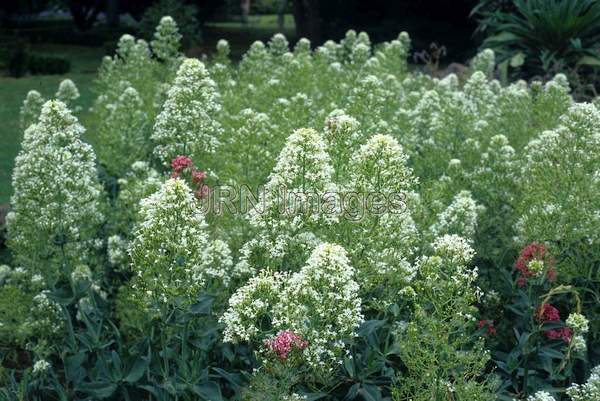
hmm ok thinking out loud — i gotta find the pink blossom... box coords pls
[192,170,207,184]
[264,330,308,361]
[171,155,193,173]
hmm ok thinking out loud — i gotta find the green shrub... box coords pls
[27,54,71,75]
[7,42,28,78]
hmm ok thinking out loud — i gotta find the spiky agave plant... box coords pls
[473,0,600,74]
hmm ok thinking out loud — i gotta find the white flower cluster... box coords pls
[470,48,495,78]
[21,290,64,340]
[416,234,480,308]
[345,134,418,298]
[567,365,600,401]
[527,391,556,401]
[222,243,362,371]
[221,271,286,343]
[282,393,307,401]
[432,234,476,266]
[151,15,182,62]
[240,128,336,270]
[566,312,589,353]
[55,79,80,106]
[517,103,600,248]
[129,178,235,307]
[32,359,51,375]
[152,58,222,166]
[431,190,484,241]
[19,90,44,131]
[95,85,149,176]
[7,100,104,283]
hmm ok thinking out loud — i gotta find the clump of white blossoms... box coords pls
[346,134,418,298]
[430,190,484,241]
[32,359,51,375]
[221,271,287,343]
[151,15,182,63]
[470,48,495,78]
[567,365,600,401]
[226,107,276,184]
[152,58,222,166]
[268,33,289,57]
[517,103,600,249]
[55,79,80,106]
[7,100,104,283]
[566,313,589,334]
[19,90,44,131]
[222,243,362,371]
[566,312,589,353]
[527,391,556,401]
[129,178,235,308]
[239,128,336,271]
[95,86,150,176]
[323,110,361,178]
[275,243,363,370]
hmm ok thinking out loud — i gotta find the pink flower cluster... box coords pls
[514,242,556,287]
[171,155,194,173]
[169,155,210,199]
[264,330,308,361]
[537,304,572,343]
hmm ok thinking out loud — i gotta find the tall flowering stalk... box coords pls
[346,134,418,302]
[152,58,222,167]
[7,100,104,283]
[151,16,182,63]
[19,90,44,131]
[239,128,336,272]
[95,86,150,176]
[129,178,234,308]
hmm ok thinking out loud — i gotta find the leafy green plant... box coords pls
[473,0,600,76]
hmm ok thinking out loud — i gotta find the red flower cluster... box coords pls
[264,330,308,361]
[545,327,573,343]
[169,155,210,199]
[537,304,560,322]
[514,242,556,287]
[537,304,572,343]
[477,320,496,337]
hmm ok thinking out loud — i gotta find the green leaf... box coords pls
[578,55,600,66]
[510,52,526,67]
[359,384,383,401]
[358,320,385,336]
[192,381,223,401]
[345,383,360,399]
[539,348,565,360]
[212,368,244,392]
[190,294,215,315]
[77,381,117,399]
[123,357,148,383]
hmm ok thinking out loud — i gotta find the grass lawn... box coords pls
[0,44,105,204]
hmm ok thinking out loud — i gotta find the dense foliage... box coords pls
[473,0,600,94]
[2,16,600,401]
